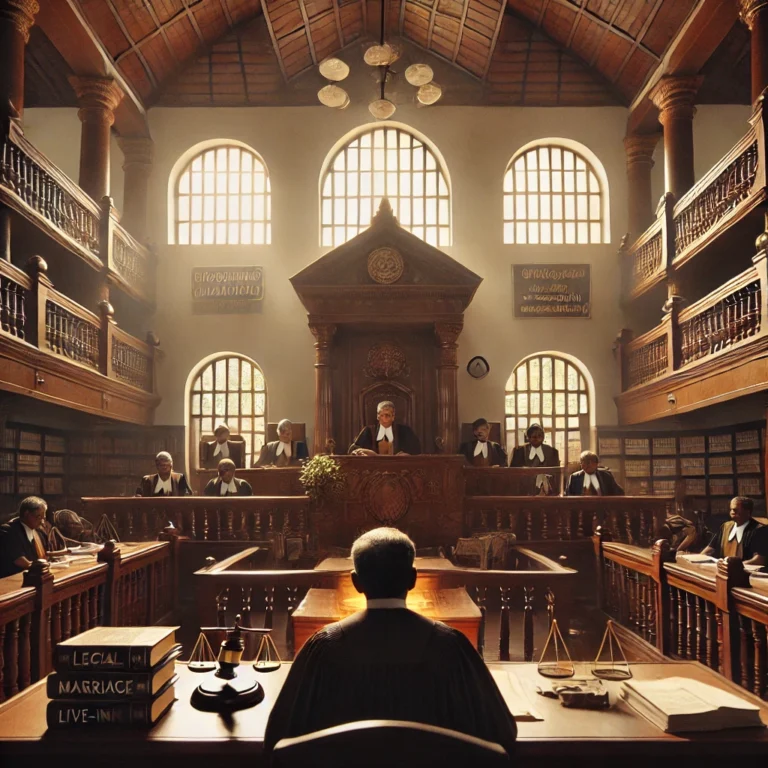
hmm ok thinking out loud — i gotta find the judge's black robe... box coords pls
[254,440,309,467]
[509,443,560,468]
[263,608,517,757]
[348,424,421,455]
[136,472,192,497]
[458,439,508,467]
[200,440,245,469]
[565,468,624,496]
[0,518,50,578]
[203,477,253,496]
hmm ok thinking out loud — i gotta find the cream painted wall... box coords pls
[145,104,628,450]
[23,108,125,213]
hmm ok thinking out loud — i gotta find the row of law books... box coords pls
[47,626,181,728]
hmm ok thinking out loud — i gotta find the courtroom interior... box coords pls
[1,0,768,764]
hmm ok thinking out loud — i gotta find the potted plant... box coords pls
[299,454,345,504]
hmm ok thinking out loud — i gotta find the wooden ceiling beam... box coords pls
[260,0,290,81]
[105,0,160,88]
[35,0,149,136]
[612,0,665,82]
[588,0,624,67]
[451,1,472,64]
[297,0,319,65]
[180,0,207,46]
[627,0,741,135]
[138,0,190,65]
[219,0,235,28]
[482,4,508,80]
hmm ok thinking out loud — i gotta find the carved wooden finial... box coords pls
[371,197,398,226]
[146,331,161,347]
[26,255,48,275]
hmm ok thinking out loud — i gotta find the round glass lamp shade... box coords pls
[318,84,350,109]
[417,82,442,105]
[319,57,350,81]
[368,98,397,120]
[364,43,398,66]
[405,63,434,86]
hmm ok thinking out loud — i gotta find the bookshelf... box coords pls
[597,421,765,518]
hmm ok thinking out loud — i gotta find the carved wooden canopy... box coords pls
[290,199,482,326]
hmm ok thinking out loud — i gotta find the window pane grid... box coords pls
[505,355,590,466]
[503,146,603,245]
[177,146,271,245]
[189,355,267,467]
[321,128,451,248]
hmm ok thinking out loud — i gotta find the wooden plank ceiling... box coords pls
[24,1,742,108]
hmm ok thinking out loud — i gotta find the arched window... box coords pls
[503,140,609,245]
[505,353,592,465]
[174,143,271,245]
[188,354,266,468]
[321,125,450,248]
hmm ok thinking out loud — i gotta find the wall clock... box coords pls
[467,356,490,379]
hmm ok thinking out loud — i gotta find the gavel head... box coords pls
[216,614,245,680]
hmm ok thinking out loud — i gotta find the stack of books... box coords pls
[620,677,764,733]
[46,626,181,728]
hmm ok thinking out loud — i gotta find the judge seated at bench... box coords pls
[136,452,192,497]
[509,423,560,468]
[203,459,253,496]
[349,401,421,456]
[565,451,624,496]
[254,419,309,467]
[200,422,245,469]
[0,496,50,578]
[458,418,507,467]
[700,496,768,566]
[263,527,517,757]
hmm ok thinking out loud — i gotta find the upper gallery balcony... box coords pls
[623,96,766,304]
[0,117,156,307]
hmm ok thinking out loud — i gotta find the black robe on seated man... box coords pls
[348,423,421,455]
[263,608,517,757]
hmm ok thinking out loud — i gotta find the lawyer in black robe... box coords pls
[458,418,507,467]
[0,498,50,578]
[509,423,560,467]
[565,452,624,496]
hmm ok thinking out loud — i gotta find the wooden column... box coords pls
[0,0,39,118]
[68,76,123,202]
[715,557,750,684]
[434,322,462,454]
[117,136,154,241]
[623,133,661,237]
[310,323,337,456]
[649,76,702,200]
[741,0,768,104]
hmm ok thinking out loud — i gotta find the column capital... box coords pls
[623,133,662,168]
[309,322,337,346]
[649,75,703,124]
[0,0,39,43]
[740,0,768,29]
[69,76,124,126]
[434,322,463,347]
[117,135,154,172]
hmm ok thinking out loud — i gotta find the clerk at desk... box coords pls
[0,497,49,577]
[700,496,768,566]
[349,401,421,456]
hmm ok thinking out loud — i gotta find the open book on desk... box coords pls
[490,669,543,722]
[677,554,717,564]
[620,677,764,733]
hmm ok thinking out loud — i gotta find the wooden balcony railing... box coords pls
[594,531,768,700]
[623,96,767,298]
[617,257,768,391]
[0,117,156,306]
[0,540,175,703]
[0,255,158,395]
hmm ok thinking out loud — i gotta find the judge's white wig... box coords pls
[376,401,396,414]
[277,419,293,433]
[155,451,173,463]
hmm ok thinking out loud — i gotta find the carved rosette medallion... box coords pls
[364,342,408,379]
[367,247,404,284]
[364,473,411,524]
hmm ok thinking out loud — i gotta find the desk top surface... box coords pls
[0,661,766,757]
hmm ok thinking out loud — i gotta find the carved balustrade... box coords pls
[109,324,155,393]
[623,96,766,298]
[44,287,101,371]
[465,496,672,545]
[0,118,156,306]
[194,545,575,662]
[80,497,311,544]
[594,531,768,699]
[0,259,30,340]
[616,256,768,392]
[0,540,173,701]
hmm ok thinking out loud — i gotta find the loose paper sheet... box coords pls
[491,669,544,722]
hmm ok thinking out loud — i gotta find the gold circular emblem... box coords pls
[367,247,404,284]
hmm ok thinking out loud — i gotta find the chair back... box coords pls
[267,422,307,443]
[460,422,502,445]
[272,719,509,768]
[199,434,246,467]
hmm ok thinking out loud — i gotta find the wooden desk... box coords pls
[0,662,766,766]
[292,587,482,650]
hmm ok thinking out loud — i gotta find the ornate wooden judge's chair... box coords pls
[272,720,509,768]
[459,422,503,446]
[266,422,307,443]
